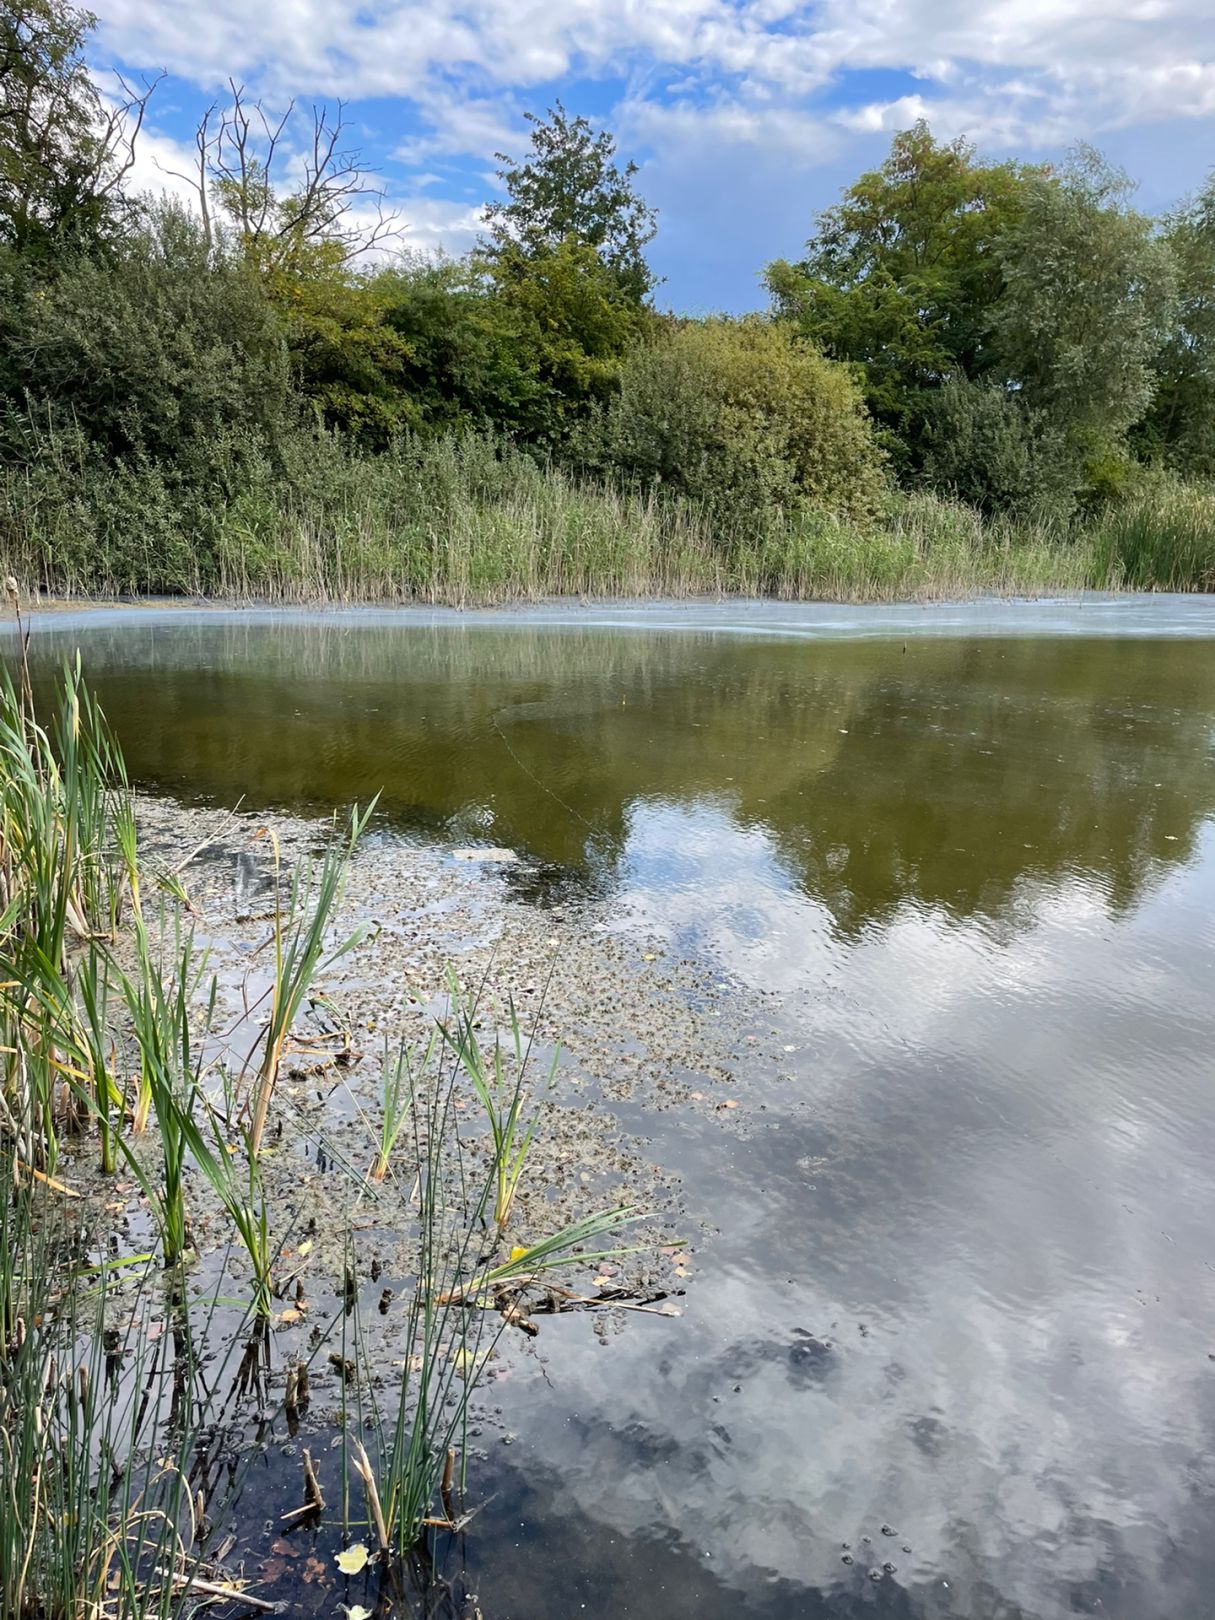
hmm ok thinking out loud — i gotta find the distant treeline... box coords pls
[2,0,1214,599]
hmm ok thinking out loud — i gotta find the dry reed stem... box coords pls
[351,1438,390,1554]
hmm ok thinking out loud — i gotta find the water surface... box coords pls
[17,596,1215,1619]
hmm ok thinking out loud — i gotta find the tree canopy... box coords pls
[765,124,1040,443]
[0,0,152,254]
[484,103,658,304]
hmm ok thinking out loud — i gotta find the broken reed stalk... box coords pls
[280,1447,326,1525]
[303,1449,325,1511]
[351,1438,391,1555]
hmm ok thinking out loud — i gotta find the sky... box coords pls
[85,0,1215,313]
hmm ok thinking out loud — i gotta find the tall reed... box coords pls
[248,807,374,1157]
[440,974,557,1230]
[0,424,1150,605]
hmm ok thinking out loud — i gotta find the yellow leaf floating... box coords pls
[335,1545,369,1575]
[344,1608,374,1620]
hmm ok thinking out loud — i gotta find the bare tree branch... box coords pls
[197,85,403,269]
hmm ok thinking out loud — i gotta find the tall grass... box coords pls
[247,810,372,1157]
[0,660,134,1171]
[1088,479,1215,590]
[348,996,640,1555]
[2,422,1181,606]
[0,1154,277,1620]
[441,973,557,1231]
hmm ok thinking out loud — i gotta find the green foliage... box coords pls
[485,102,658,303]
[584,318,888,532]
[0,0,145,256]
[440,972,557,1229]
[489,236,652,441]
[766,122,1040,451]
[920,377,1077,521]
[1088,476,1215,590]
[0,0,1209,608]
[0,202,289,469]
[993,150,1176,483]
[376,255,546,436]
[1141,171,1215,477]
[276,265,416,446]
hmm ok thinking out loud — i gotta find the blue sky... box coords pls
[88,0,1215,312]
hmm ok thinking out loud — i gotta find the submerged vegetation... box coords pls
[0,644,653,1617]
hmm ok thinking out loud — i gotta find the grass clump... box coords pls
[441,970,557,1230]
[1088,478,1215,590]
[247,811,372,1158]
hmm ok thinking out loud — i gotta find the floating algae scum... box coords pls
[5,595,1215,1620]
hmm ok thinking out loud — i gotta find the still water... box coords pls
[21,597,1215,1618]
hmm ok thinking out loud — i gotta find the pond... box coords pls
[18,595,1215,1620]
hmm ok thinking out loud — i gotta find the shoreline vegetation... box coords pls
[4,8,1215,612]
[1,649,672,1618]
[5,430,1214,607]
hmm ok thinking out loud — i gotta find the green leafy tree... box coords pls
[993,149,1176,495]
[484,103,658,304]
[766,122,1040,453]
[374,255,546,437]
[1140,171,1215,476]
[0,0,153,254]
[491,236,651,443]
[277,270,415,447]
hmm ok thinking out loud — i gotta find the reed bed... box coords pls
[8,426,1211,606]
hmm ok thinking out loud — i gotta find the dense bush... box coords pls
[0,204,289,468]
[920,378,1076,521]
[582,319,888,533]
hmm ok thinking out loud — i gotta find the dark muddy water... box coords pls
[19,597,1215,1619]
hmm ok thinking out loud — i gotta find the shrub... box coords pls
[581,318,888,537]
[0,201,289,470]
[920,377,1077,522]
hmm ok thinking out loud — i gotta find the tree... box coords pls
[484,103,658,303]
[0,0,153,254]
[993,149,1176,492]
[920,378,1076,520]
[766,123,1040,457]
[374,255,547,438]
[165,84,402,275]
[490,236,652,442]
[583,319,887,531]
[1140,171,1215,476]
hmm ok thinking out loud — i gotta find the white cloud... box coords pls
[87,0,1215,167]
[84,0,1215,302]
[389,196,487,256]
